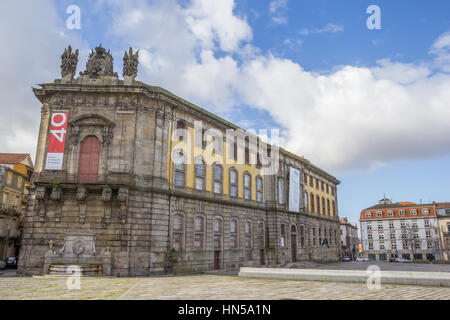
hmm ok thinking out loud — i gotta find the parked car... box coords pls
[5,257,17,269]
[0,259,6,271]
[356,256,369,262]
[394,257,411,263]
[342,256,351,262]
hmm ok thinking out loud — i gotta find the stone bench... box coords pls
[238,267,450,287]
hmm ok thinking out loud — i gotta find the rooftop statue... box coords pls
[60,45,79,79]
[123,47,139,78]
[80,45,118,78]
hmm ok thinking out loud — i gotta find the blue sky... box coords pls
[1,0,450,228]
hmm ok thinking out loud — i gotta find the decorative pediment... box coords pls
[69,114,115,128]
[68,114,115,145]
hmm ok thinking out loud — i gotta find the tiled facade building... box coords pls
[360,198,441,261]
[18,46,340,276]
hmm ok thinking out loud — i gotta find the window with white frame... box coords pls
[244,172,251,200]
[379,234,384,240]
[389,222,394,229]
[230,219,239,248]
[368,234,373,240]
[256,176,263,202]
[380,244,385,250]
[424,219,430,228]
[213,164,223,194]
[388,210,394,217]
[378,223,383,230]
[401,221,406,228]
[422,208,429,215]
[195,157,206,191]
[376,211,383,217]
[427,241,433,249]
[390,233,396,240]
[194,216,205,249]
[245,221,252,248]
[368,243,373,250]
[415,243,420,249]
[213,218,223,249]
[402,242,408,249]
[391,241,397,249]
[412,221,418,228]
[399,210,405,216]
[229,168,238,197]
[426,231,431,239]
[366,212,372,218]
[410,209,417,216]
[367,224,372,231]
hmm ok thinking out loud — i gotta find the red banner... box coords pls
[45,112,68,170]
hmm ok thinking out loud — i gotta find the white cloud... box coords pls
[299,23,344,35]
[430,31,450,72]
[269,0,288,25]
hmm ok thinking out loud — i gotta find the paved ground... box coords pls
[0,273,449,300]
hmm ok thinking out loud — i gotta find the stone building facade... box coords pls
[18,46,340,276]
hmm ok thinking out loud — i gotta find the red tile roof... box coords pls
[0,153,30,164]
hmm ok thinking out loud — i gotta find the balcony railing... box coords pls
[33,172,133,185]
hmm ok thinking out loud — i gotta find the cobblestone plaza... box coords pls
[1,273,449,300]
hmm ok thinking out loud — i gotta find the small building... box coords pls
[0,166,28,259]
[339,218,358,260]
[436,203,450,261]
[360,198,441,261]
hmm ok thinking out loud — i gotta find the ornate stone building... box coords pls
[18,45,340,276]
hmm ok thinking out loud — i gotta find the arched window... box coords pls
[230,218,239,248]
[258,221,265,248]
[327,199,330,216]
[256,176,263,202]
[213,217,223,249]
[280,224,286,247]
[316,195,321,215]
[322,197,326,215]
[172,214,184,251]
[229,168,238,197]
[194,157,206,191]
[244,172,251,200]
[173,150,185,187]
[245,221,252,248]
[278,179,284,204]
[78,135,101,183]
[213,164,222,194]
[245,220,252,260]
[310,193,315,213]
[299,225,305,247]
[194,215,205,249]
